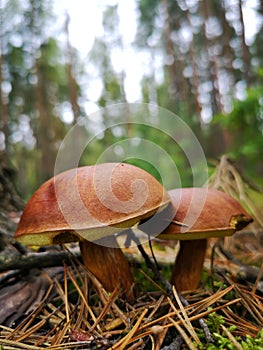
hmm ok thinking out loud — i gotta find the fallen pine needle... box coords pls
[171,286,200,344]
[168,316,198,350]
[111,308,148,350]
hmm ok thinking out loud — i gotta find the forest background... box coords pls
[0,0,262,200]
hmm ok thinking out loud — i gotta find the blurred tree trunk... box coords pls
[30,0,55,182]
[199,1,220,115]
[220,2,236,77]
[0,9,9,161]
[65,13,80,124]
[199,0,227,157]
[184,3,203,126]
[35,58,55,181]
[162,0,177,103]
[162,0,189,111]
[237,0,252,86]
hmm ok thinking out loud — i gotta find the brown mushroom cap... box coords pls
[157,187,253,291]
[15,163,170,246]
[158,187,252,240]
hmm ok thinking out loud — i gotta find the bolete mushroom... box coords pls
[157,187,253,291]
[14,163,170,300]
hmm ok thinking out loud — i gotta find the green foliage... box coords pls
[206,312,225,334]
[133,261,157,292]
[196,312,263,349]
[103,76,122,102]
[2,0,263,198]
[136,0,160,45]
[241,330,263,350]
[218,85,263,137]
[124,158,163,184]
[205,329,263,350]
[206,331,238,350]
[214,84,263,179]
[133,261,173,292]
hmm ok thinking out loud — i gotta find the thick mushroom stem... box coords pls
[171,239,207,291]
[79,238,135,301]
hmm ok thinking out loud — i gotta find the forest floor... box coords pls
[0,229,262,350]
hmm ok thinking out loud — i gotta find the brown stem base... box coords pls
[171,239,207,291]
[79,238,135,300]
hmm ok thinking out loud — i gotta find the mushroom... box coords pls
[157,187,253,291]
[14,162,170,300]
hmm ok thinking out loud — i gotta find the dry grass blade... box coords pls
[171,287,200,344]
[83,265,130,328]
[63,264,70,324]
[155,318,170,350]
[147,294,165,320]
[73,273,89,330]
[233,283,263,324]
[188,285,235,315]
[126,338,145,350]
[14,318,47,343]
[66,266,99,329]
[136,294,239,334]
[0,338,40,349]
[222,307,261,337]
[127,294,251,347]
[111,308,148,349]
[48,340,98,349]
[139,268,167,294]
[51,321,71,346]
[90,284,120,331]
[168,316,198,350]
[104,315,127,332]
[103,302,155,333]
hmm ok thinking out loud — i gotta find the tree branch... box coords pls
[0,249,81,272]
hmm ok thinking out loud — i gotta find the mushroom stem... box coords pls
[171,239,207,291]
[79,237,135,300]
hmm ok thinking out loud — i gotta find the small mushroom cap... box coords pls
[158,187,253,240]
[15,163,170,246]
